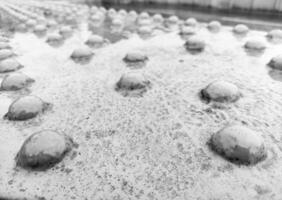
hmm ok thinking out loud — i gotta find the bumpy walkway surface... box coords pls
[0,1,282,200]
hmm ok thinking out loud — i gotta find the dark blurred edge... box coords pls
[84,0,282,30]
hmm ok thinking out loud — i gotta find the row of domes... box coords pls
[0,1,280,172]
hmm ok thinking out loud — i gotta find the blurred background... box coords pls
[68,0,282,29]
[80,0,282,13]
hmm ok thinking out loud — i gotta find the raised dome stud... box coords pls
[59,26,73,38]
[207,21,221,33]
[266,29,282,41]
[209,125,267,165]
[268,55,282,71]
[184,18,198,27]
[233,24,249,36]
[0,42,11,50]
[70,46,94,63]
[179,26,196,37]
[0,59,23,73]
[46,33,64,47]
[0,73,35,91]
[85,35,108,48]
[16,130,74,171]
[244,39,266,56]
[0,49,14,60]
[115,72,151,97]
[244,39,266,51]
[4,95,51,121]
[201,80,241,103]
[184,36,205,54]
[123,50,148,68]
[33,24,47,36]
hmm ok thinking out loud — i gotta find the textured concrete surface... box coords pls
[0,4,282,200]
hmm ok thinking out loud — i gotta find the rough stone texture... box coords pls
[268,55,282,70]
[4,96,50,121]
[210,125,267,165]
[233,24,249,35]
[0,59,23,73]
[201,80,241,103]
[1,73,35,91]
[16,130,74,171]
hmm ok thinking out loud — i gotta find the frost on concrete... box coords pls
[16,130,74,171]
[4,95,51,121]
[201,80,241,103]
[210,125,267,165]
[0,73,34,91]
